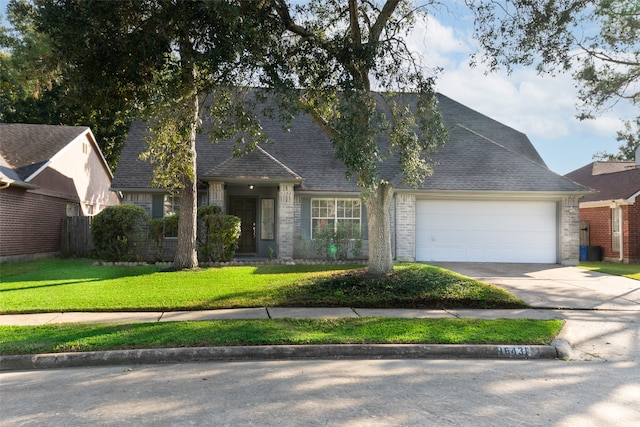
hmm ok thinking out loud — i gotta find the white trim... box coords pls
[403,190,586,202]
[580,199,633,209]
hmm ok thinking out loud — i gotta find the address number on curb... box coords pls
[497,346,533,358]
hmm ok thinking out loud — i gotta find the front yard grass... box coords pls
[579,262,640,280]
[0,318,564,356]
[0,258,526,313]
[0,258,555,355]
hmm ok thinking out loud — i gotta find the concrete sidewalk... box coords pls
[0,307,569,326]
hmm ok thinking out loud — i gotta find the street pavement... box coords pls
[1,263,639,426]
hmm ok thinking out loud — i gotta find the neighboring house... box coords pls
[111,92,588,265]
[565,149,640,263]
[0,124,120,261]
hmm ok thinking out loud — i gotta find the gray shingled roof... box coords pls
[565,162,640,202]
[0,124,89,181]
[111,92,586,194]
[203,145,302,182]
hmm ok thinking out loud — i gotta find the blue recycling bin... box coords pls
[579,245,588,262]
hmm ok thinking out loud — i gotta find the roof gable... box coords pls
[0,124,89,181]
[203,145,302,182]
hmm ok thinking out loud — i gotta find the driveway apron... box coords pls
[436,263,640,361]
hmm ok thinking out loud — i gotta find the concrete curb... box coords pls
[0,344,563,371]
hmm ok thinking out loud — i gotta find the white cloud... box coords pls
[405,13,631,173]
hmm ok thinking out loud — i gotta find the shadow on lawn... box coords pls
[0,259,161,284]
[0,279,104,293]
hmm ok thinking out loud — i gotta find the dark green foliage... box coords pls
[91,205,148,262]
[148,214,179,261]
[281,264,527,309]
[313,223,363,260]
[197,206,241,262]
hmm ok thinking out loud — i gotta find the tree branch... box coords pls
[369,0,401,43]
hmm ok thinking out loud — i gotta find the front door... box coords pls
[230,198,257,253]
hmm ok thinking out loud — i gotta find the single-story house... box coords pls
[0,124,120,261]
[111,92,588,264]
[565,148,640,263]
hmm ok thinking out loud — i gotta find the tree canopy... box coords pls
[32,0,274,268]
[263,0,448,274]
[467,0,640,154]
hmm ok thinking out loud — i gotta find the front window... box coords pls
[165,194,180,216]
[311,198,361,238]
[612,207,621,253]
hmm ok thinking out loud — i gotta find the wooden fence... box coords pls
[61,216,94,257]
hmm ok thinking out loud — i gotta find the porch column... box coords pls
[395,193,416,261]
[208,181,225,212]
[277,183,295,260]
[559,195,580,265]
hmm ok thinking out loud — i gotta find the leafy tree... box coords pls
[594,117,640,161]
[263,0,448,275]
[34,0,272,269]
[466,0,640,151]
[0,0,133,169]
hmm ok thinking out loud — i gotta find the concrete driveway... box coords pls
[435,263,640,310]
[436,263,640,362]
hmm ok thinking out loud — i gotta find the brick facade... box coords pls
[581,203,640,263]
[277,183,295,259]
[559,195,581,265]
[395,193,416,261]
[0,187,68,260]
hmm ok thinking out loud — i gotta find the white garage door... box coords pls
[415,200,557,263]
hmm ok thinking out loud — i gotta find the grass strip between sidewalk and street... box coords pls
[0,318,564,356]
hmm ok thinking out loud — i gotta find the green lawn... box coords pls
[0,258,551,355]
[0,318,564,356]
[579,262,640,280]
[0,258,526,313]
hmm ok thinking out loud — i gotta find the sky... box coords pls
[404,7,633,176]
[1,0,632,175]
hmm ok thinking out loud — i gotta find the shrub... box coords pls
[313,223,364,259]
[91,205,148,261]
[197,206,241,262]
[148,214,179,261]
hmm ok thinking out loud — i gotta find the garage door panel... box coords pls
[415,200,557,263]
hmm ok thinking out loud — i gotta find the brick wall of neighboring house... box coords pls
[580,206,613,259]
[580,204,640,263]
[0,187,68,259]
[625,203,640,263]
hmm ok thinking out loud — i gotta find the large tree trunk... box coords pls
[173,44,199,270]
[365,182,394,276]
[173,111,199,269]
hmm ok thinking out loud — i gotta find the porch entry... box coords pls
[230,197,257,253]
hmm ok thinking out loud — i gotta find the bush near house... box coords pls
[197,206,241,262]
[91,205,148,262]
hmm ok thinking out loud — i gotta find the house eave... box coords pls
[397,189,592,201]
[579,199,635,209]
[0,179,38,190]
[110,187,168,194]
[201,176,303,185]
